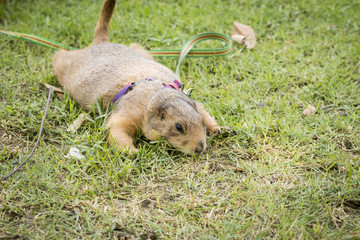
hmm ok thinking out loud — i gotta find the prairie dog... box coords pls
[53,0,229,155]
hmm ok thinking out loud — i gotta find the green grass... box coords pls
[1,0,360,239]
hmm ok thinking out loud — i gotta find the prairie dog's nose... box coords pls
[195,140,205,154]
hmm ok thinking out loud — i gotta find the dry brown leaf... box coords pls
[303,104,317,116]
[41,83,65,99]
[231,22,256,49]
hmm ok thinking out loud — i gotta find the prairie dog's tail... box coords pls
[93,0,116,44]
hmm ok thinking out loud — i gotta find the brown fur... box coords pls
[53,0,229,155]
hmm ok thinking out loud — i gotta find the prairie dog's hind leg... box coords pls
[53,49,74,87]
[130,43,154,61]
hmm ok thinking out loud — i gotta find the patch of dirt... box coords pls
[0,126,26,160]
[343,200,360,213]
[207,161,244,174]
[111,225,157,240]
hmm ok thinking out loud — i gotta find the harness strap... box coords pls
[163,79,182,91]
[112,78,153,104]
[112,78,182,104]
[112,83,133,104]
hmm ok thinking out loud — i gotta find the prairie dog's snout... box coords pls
[165,121,207,155]
[195,140,205,154]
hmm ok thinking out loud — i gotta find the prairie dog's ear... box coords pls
[152,105,167,121]
[129,43,155,61]
[146,104,170,132]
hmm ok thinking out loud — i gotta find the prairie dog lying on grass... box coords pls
[53,0,230,155]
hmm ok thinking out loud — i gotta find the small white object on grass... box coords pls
[65,147,84,159]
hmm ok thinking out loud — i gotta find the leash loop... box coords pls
[173,32,232,81]
[0,30,232,82]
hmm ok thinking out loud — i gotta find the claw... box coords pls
[212,126,235,136]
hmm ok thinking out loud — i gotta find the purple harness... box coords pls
[112,78,182,104]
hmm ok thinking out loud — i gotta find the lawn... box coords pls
[1,0,359,239]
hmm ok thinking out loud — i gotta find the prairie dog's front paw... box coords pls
[107,113,140,155]
[209,126,235,136]
[109,139,139,155]
[124,145,139,155]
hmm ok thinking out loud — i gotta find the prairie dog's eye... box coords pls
[175,123,184,133]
